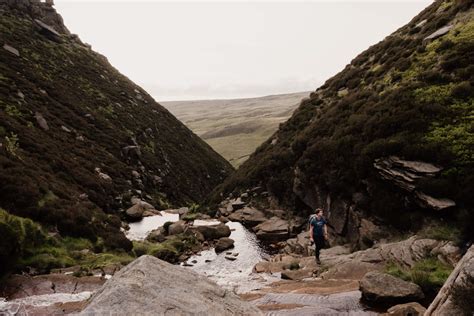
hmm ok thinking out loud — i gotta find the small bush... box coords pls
[385,257,452,294]
[287,261,300,270]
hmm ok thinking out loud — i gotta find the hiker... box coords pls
[309,208,328,264]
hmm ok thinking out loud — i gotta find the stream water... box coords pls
[183,221,280,293]
[1,214,375,315]
[125,212,179,240]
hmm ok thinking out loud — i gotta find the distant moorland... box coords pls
[163,92,309,167]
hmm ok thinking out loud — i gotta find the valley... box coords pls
[0,0,473,315]
[163,92,309,167]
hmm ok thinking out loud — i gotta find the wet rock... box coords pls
[34,112,49,130]
[359,272,424,305]
[384,302,426,316]
[225,256,237,261]
[254,217,289,242]
[80,256,262,315]
[191,223,231,240]
[3,44,19,56]
[215,237,234,253]
[426,245,474,316]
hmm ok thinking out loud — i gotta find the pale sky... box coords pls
[54,0,433,101]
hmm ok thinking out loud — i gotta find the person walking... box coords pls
[309,208,328,264]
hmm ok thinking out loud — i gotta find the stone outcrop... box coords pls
[359,272,424,305]
[189,223,231,240]
[374,156,455,211]
[254,217,289,242]
[279,237,462,282]
[426,245,474,316]
[80,255,262,315]
[319,236,461,277]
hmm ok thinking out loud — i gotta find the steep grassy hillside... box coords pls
[0,1,233,256]
[211,0,474,245]
[163,92,308,167]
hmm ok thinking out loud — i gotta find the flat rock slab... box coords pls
[80,255,262,315]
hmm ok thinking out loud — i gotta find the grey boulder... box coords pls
[360,271,424,305]
[80,255,262,315]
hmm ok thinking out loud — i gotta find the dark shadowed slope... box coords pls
[210,0,474,246]
[0,1,233,252]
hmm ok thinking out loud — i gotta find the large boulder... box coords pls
[168,221,185,235]
[359,272,424,305]
[426,245,474,316]
[80,256,262,315]
[227,207,267,227]
[254,217,289,242]
[125,200,157,220]
[191,223,231,240]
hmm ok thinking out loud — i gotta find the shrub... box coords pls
[287,261,300,270]
[0,208,47,276]
[385,257,452,294]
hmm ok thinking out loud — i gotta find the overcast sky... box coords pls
[54,0,432,101]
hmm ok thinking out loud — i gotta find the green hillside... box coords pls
[0,0,233,259]
[211,0,474,244]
